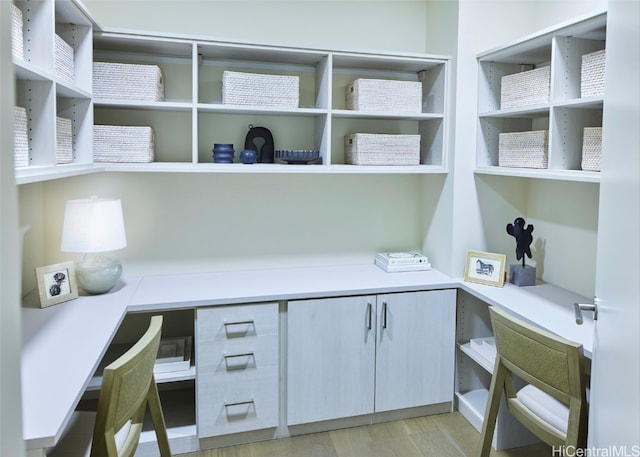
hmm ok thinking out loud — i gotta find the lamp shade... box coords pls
[61,197,127,253]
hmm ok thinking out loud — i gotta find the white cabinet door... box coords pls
[287,295,376,426]
[374,290,456,412]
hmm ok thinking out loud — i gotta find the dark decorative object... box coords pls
[506,217,536,287]
[212,143,235,163]
[244,125,274,163]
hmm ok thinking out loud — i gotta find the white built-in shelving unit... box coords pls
[475,12,606,183]
[13,0,95,184]
[92,31,449,175]
[457,11,606,451]
[12,3,450,184]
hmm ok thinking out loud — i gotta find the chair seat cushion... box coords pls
[517,384,569,434]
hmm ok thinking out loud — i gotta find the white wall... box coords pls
[83,0,431,54]
[37,172,425,277]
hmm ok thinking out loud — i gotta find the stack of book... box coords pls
[375,252,431,272]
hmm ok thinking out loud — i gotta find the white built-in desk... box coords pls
[20,264,594,456]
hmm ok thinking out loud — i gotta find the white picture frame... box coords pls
[35,261,78,307]
[464,250,507,287]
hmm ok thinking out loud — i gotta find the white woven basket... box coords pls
[581,49,605,98]
[14,106,29,168]
[500,66,550,109]
[93,125,155,163]
[56,117,73,164]
[12,4,24,60]
[581,127,602,171]
[345,133,420,166]
[55,34,75,84]
[93,62,165,102]
[222,71,299,108]
[498,130,548,169]
[346,79,422,113]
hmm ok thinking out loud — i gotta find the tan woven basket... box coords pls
[56,117,73,164]
[93,125,155,163]
[500,66,550,109]
[581,127,602,171]
[346,79,422,113]
[93,62,165,102]
[14,106,29,168]
[55,35,75,84]
[222,71,299,108]
[345,133,420,166]
[12,4,23,60]
[581,49,605,98]
[498,130,548,169]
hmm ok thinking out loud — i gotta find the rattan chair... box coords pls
[478,306,589,456]
[50,315,171,457]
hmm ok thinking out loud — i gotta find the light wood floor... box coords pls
[176,412,551,457]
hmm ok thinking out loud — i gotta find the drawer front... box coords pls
[197,302,278,342]
[197,334,278,373]
[197,366,279,437]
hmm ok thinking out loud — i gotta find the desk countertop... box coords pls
[20,264,593,450]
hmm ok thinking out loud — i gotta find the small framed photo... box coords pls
[464,250,507,287]
[35,261,78,308]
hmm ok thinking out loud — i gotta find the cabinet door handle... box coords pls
[367,302,373,330]
[382,301,388,329]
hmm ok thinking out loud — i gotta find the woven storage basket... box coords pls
[500,66,550,109]
[346,79,422,113]
[345,133,420,166]
[581,49,606,98]
[12,4,24,59]
[222,71,299,108]
[498,130,548,169]
[55,35,74,84]
[93,125,155,163]
[93,62,165,102]
[56,117,73,164]
[14,106,29,168]
[581,127,602,171]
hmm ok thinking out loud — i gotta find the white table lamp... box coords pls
[61,197,127,294]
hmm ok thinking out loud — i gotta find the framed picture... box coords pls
[464,250,507,287]
[35,261,78,307]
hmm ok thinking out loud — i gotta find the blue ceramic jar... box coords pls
[240,149,257,164]
[212,144,235,163]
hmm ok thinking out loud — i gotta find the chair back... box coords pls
[488,306,588,447]
[91,315,167,457]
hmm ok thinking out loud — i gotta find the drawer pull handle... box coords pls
[223,399,256,419]
[224,320,256,338]
[224,320,255,327]
[223,352,256,371]
[224,399,255,408]
[224,352,255,360]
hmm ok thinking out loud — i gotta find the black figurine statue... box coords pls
[506,217,534,267]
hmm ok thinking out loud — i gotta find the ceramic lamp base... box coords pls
[509,264,536,287]
[76,253,122,294]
